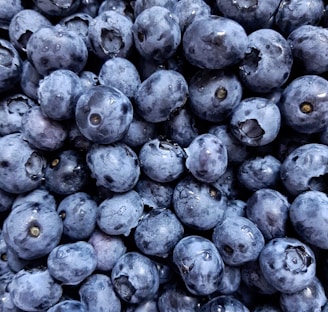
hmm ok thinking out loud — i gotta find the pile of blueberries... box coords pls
[2,0,328,311]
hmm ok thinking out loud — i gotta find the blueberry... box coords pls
[20,60,43,100]
[0,231,10,276]
[86,142,140,193]
[289,190,328,249]
[111,251,160,303]
[21,106,68,151]
[275,0,325,36]
[172,0,211,32]
[10,267,63,311]
[0,188,14,213]
[188,69,243,122]
[198,295,250,312]
[98,0,134,21]
[6,248,33,274]
[134,69,188,123]
[237,155,281,191]
[0,0,23,30]
[139,138,186,183]
[135,177,173,209]
[223,199,247,219]
[47,300,87,312]
[57,192,98,241]
[279,276,327,312]
[33,0,81,17]
[182,15,248,70]
[67,122,93,152]
[121,113,158,148]
[8,9,52,53]
[216,0,281,32]
[163,106,199,148]
[132,6,181,63]
[185,133,228,183]
[212,216,265,266]
[44,149,89,195]
[75,85,133,144]
[246,188,290,241]
[0,271,19,312]
[0,133,46,194]
[287,25,328,75]
[98,57,141,99]
[0,93,37,136]
[88,10,134,59]
[216,264,241,295]
[125,298,159,312]
[211,165,241,200]
[134,208,184,257]
[60,12,93,50]
[278,75,328,133]
[79,273,121,312]
[239,29,293,93]
[209,124,250,164]
[79,0,100,17]
[173,175,227,231]
[259,237,316,294]
[12,187,56,211]
[26,24,88,76]
[280,143,328,196]
[38,69,83,121]
[47,241,97,285]
[241,260,277,295]
[3,195,63,260]
[97,190,144,236]
[0,39,22,93]
[274,126,316,162]
[88,229,127,271]
[79,70,99,90]
[230,97,281,147]
[157,282,201,312]
[173,235,225,296]
[133,0,177,17]
[152,259,174,285]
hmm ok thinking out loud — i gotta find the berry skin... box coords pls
[0,133,45,194]
[0,39,22,93]
[183,15,248,70]
[185,133,228,183]
[188,69,243,123]
[97,190,144,236]
[289,190,328,249]
[173,235,225,296]
[2,196,63,260]
[212,216,265,266]
[26,24,88,76]
[111,251,160,304]
[139,138,186,183]
[278,75,328,134]
[132,6,181,63]
[239,28,293,93]
[280,143,328,196]
[230,97,281,147]
[47,241,97,285]
[86,142,140,193]
[88,10,134,60]
[259,237,316,294]
[75,85,133,144]
[134,208,184,258]
[134,69,188,123]
[10,267,63,312]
